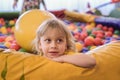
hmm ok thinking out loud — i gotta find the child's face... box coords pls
[39,28,67,58]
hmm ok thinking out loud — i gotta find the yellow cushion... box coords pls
[64,10,96,23]
[0,41,120,80]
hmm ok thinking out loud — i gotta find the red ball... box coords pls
[102,26,108,31]
[84,36,94,46]
[96,33,104,39]
[80,32,88,41]
[0,36,6,42]
[94,37,103,46]
[10,43,21,51]
[92,30,98,35]
[108,27,114,32]
[96,24,103,29]
[105,31,113,37]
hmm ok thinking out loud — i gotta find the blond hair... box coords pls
[33,18,76,54]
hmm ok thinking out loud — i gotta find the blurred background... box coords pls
[0,0,118,16]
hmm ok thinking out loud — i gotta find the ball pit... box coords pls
[0,12,120,53]
[66,20,120,53]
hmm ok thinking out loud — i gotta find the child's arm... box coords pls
[52,54,96,68]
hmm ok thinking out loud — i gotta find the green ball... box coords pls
[19,48,27,52]
[89,34,96,38]
[114,30,120,35]
[87,30,92,35]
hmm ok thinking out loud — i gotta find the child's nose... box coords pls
[51,42,57,49]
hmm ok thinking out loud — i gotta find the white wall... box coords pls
[0,0,23,12]
[0,0,115,16]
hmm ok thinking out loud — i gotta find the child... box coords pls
[13,0,47,14]
[33,18,96,68]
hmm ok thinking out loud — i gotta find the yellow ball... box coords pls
[9,20,15,25]
[14,9,55,52]
[4,41,11,48]
[75,42,83,52]
[0,26,7,34]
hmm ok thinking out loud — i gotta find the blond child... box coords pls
[33,18,96,68]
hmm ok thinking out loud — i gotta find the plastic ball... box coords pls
[114,30,120,35]
[14,9,55,52]
[5,36,14,42]
[84,36,94,46]
[9,20,15,26]
[94,37,103,46]
[4,41,11,48]
[75,42,83,52]
[82,47,89,53]
[18,48,27,52]
[9,43,21,51]
[0,26,7,34]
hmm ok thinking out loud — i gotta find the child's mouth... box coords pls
[49,51,59,56]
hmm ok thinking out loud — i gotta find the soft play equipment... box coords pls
[64,10,120,30]
[64,10,96,23]
[95,16,120,30]
[14,9,55,52]
[0,41,120,80]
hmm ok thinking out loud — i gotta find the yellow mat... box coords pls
[0,41,120,80]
